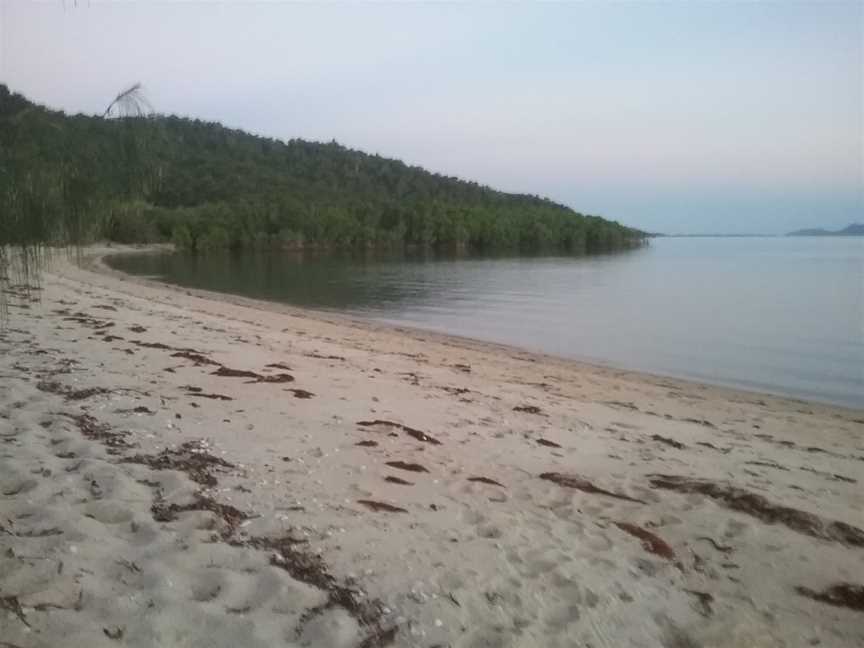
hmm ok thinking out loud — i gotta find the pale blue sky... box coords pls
[1,1,861,234]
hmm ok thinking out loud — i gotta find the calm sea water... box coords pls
[107,237,864,408]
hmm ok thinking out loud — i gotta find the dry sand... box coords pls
[1,246,862,648]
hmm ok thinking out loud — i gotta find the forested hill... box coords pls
[0,84,645,253]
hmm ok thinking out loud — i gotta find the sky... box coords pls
[1,1,861,235]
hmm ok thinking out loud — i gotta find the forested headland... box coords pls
[1,84,645,255]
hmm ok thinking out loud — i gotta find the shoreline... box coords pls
[1,245,862,647]
[93,244,860,415]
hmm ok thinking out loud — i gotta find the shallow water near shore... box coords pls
[107,236,864,408]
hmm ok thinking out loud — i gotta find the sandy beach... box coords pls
[1,246,862,648]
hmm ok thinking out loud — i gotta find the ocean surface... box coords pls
[107,237,864,408]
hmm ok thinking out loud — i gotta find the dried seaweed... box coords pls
[304,352,345,361]
[61,413,135,453]
[151,493,247,537]
[696,441,731,454]
[358,499,408,513]
[649,474,864,547]
[114,406,155,415]
[172,351,219,366]
[123,440,234,487]
[357,420,441,445]
[0,596,29,627]
[385,476,413,485]
[286,388,315,399]
[799,466,857,484]
[37,381,110,401]
[684,590,714,617]
[540,472,646,504]
[614,521,676,560]
[795,583,864,612]
[242,534,393,641]
[385,461,429,473]
[266,362,293,370]
[513,405,542,415]
[256,373,294,384]
[212,366,261,379]
[651,434,685,449]
[186,391,233,401]
[537,438,561,448]
[468,476,505,488]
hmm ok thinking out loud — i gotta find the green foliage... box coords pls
[0,84,645,256]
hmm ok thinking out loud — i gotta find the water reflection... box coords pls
[107,238,864,408]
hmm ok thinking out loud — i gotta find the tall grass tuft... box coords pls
[1,82,151,323]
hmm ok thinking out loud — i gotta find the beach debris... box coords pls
[649,474,864,547]
[356,440,378,447]
[614,521,676,561]
[745,460,788,471]
[15,527,63,538]
[441,386,470,396]
[468,476,505,488]
[695,536,734,553]
[357,420,441,445]
[128,325,147,333]
[256,373,295,384]
[799,466,857,484]
[0,595,29,627]
[358,499,408,513]
[286,388,315,399]
[452,363,471,373]
[684,590,714,617]
[131,340,174,350]
[93,304,118,311]
[357,626,398,648]
[172,351,219,366]
[211,365,295,383]
[385,476,413,485]
[540,472,646,504]
[602,400,638,411]
[241,535,395,644]
[212,366,261,379]
[304,351,346,361]
[63,313,115,329]
[266,362,293,370]
[152,493,247,538]
[696,441,731,454]
[795,583,864,612]
[651,434,685,449]
[114,405,156,415]
[513,405,542,415]
[681,417,716,428]
[537,438,562,448]
[123,440,234,487]
[61,413,135,453]
[37,380,110,401]
[186,390,233,400]
[385,461,429,473]
[103,626,125,640]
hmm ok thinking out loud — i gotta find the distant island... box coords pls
[0,84,645,255]
[787,224,864,237]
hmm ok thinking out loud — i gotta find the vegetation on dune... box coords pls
[1,83,645,259]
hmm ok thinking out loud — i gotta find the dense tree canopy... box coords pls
[0,84,645,254]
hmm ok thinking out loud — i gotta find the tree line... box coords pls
[1,84,646,256]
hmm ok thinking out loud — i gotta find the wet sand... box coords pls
[1,246,862,647]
